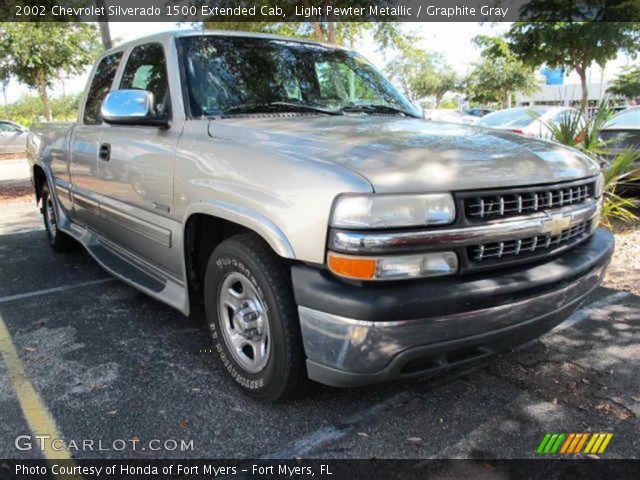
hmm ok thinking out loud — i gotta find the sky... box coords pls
[2,22,635,105]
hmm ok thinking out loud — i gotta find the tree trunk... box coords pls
[303,0,325,41]
[576,65,588,113]
[95,0,112,50]
[57,70,66,97]
[98,22,112,50]
[37,71,52,121]
[309,21,325,42]
[2,81,7,115]
[506,90,512,108]
[327,22,336,44]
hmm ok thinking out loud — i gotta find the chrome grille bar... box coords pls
[469,221,589,262]
[329,200,600,255]
[464,179,595,221]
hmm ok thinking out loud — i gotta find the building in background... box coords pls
[540,67,564,86]
[516,82,613,107]
[516,67,626,111]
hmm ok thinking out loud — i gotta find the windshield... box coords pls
[178,35,419,117]
[605,108,640,128]
[478,108,547,128]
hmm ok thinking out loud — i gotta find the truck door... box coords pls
[91,42,181,278]
[69,51,123,228]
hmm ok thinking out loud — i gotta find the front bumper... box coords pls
[292,228,614,387]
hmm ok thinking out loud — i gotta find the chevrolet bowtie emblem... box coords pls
[541,213,572,236]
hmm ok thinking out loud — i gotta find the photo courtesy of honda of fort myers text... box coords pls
[1,0,640,479]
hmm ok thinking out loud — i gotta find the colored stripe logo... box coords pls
[536,433,613,455]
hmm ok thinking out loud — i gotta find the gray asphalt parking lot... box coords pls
[0,195,638,460]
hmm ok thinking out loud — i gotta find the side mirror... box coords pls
[101,90,169,128]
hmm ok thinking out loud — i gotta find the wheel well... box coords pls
[33,165,46,203]
[184,214,257,314]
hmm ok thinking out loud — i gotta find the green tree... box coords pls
[0,23,99,120]
[204,20,410,50]
[385,47,429,102]
[464,36,539,108]
[5,93,81,128]
[608,64,640,101]
[507,14,640,111]
[413,57,458,107]
[386,47,457,106]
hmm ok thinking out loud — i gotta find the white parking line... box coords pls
[261,391,412,459]
[0,278,114,305]
[0,311,81,475]
[552,291,630,332]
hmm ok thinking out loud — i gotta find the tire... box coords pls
[41,184,76,252]
[203,233,306,401]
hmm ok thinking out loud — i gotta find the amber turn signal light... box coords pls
[327,251,459,281]
[327,253,377,280]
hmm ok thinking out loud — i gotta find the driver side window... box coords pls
[120,43,171,119]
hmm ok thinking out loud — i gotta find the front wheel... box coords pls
[41,184,75,252]
[203,233,306,401]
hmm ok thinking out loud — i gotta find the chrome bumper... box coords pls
[297,228,614,387]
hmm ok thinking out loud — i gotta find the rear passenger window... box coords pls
[120,43,171,118]
[83,52,123,125]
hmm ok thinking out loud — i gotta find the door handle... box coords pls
[98,143,111,161]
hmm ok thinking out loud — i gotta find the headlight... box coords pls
[327,251,459,281]
[331,193,456,228]
[595,172,604,199]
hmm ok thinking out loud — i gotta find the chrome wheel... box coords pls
[218,272,270,373]
[45,195,57,239]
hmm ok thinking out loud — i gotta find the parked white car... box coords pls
[477,107,583,139]
[0,120,29,154]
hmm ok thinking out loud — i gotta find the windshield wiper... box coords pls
[341,104,417,117]
[221,101,342,116]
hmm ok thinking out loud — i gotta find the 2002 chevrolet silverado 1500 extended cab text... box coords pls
[28,31,614,401]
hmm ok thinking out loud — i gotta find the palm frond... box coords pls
[601,148,640,228]
[528,101,637,229]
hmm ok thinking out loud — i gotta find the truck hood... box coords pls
[210,115,600,193]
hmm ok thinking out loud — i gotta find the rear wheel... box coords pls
[41,184,75,252]
[203,233,306,401]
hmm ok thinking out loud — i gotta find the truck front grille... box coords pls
[463,180,595,221]
[468,221,590,263]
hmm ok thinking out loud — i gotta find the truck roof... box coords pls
[105,29,347,54]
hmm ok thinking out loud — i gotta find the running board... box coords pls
[90,243,165,292]
[61,222,189,314]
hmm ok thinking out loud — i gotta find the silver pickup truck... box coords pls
[28,31,614,401]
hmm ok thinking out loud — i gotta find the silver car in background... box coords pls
[599,106,640,159]
[0,120,28,154]
[477,106,583,139]
[424,109,479,125]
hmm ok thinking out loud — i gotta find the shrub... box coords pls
[535,100,639,227]
[2,93,80,128]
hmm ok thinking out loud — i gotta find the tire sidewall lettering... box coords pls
[211,255,269,390]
